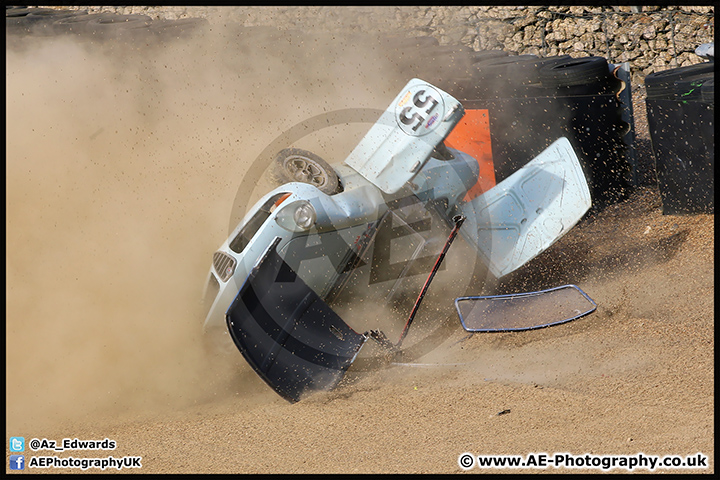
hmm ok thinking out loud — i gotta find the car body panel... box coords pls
[344,78,465,194]
[225,238,367,402]
[457,137,591,278]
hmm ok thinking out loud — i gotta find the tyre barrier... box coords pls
[460,94,632,210]
[538,56,611,87]
[399,43,476,86]
[6,7,88,36]
[429,53,631,210]
[147,17,210,40]
[6,7,209,42]
[53,13,153,39]
[701,77,713,103]
[644,63,714,214]
[472,54,541,91]
[470,49,510,64]
[48,13,107,36]
[644,62,715,101]
[451,54,618,100]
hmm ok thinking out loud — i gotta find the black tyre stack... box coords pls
[428,51,632,211]
[644,62,714,215]
[6,6,87,36]
[6,6,209,42]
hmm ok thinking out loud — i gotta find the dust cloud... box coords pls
[5,22,411,432]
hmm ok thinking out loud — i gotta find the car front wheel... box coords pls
[273,148,341,194]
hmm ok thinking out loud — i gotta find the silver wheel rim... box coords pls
[285,155,327,188]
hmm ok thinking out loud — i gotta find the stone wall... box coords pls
[44,5,714,86]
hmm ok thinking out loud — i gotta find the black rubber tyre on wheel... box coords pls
[273,148,341,195]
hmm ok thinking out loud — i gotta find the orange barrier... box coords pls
[445,109,496,200]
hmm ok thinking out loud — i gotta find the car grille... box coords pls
[213,251,236,282]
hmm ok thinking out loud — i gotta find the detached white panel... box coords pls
[459,137,592,278]
[344,78,464,194]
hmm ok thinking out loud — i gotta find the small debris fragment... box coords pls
[497,409,511,416]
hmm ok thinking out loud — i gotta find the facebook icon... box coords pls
[9,455,25,470]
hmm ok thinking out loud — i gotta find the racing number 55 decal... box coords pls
[395,85,445,136]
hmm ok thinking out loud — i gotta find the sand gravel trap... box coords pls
[6,23,713,474]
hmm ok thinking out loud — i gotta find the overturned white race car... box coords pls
[201,78,592,402]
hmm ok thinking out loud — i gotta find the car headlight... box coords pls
[275,200,317,232]
[293,201,316,230]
